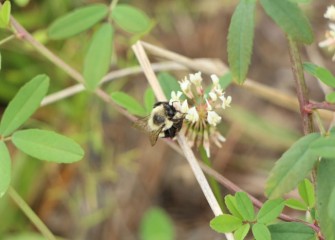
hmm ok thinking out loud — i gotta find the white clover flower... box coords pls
[211,74,220,86]
[189,72,202,86]
[208,91,217,101]
[220,95,232,109]
[214,84,224,97]
[169,91,183,105]
[212,131,226,148]
[207,111,222,126]
[185,106,199,123]
[324,5,335,20]
[205,98,213,111]
[330,23,335,32]
[179,77,191,93]
[180,99,189,113]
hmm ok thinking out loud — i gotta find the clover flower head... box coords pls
[169,72,232,157]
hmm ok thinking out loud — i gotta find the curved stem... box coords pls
[8,187,56,240]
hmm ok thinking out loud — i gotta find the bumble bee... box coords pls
[133,102,184,146]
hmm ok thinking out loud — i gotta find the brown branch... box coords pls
[305,101,335,113]
[288,37,314,134]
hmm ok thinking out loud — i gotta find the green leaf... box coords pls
[144,87,155,114]
[157,72,181,99]
[219,72,233,90]
[12,129,84,163]
[0,142,11,198]
[210,214,242,233]
[227,0,256,84]
[234,224,250,240]
[111,91,146,117]
[310,135,335,159]
[257,198,285,224]
[317,159,335,240]
[0,1,11,28]
[259,0,313,44]
[265,133,320,199]
[298,179,315,208]
[235,192,255,221]
[83,23,113,90]
[0,75,49,137]
[326,92,335,103]
[139,207,175,240]
[252,223,271,240]
[0,52,2,71]
[48,4,108,40]
[225,194,243,219]
[285,198,308,211]
[111,4,152,34]
[268,222,315,240]
[303,62,335,88]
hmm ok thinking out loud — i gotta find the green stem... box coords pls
[8,186,57,240]
[313,110,326,135]
[0,34,15,46]
[199,146,225,211]
[287,37,314,135]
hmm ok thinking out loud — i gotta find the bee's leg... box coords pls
[163,126,177,139]
[172,119,183,131]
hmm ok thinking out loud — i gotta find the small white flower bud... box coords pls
[207,111,222,126]
[211,74,220,86]
[208,91,217,101]
[324,5,335,20]
[185,106,199,123]
[179,78,191,94]
[220,95,232,109]
[180,100,189,113]
[189,72,202,86]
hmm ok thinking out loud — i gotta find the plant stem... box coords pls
[199,146,225,210]
[9,17,84,84]
[8,187,57,240]
[287,37,314,134]
[0,34,15,46]
[313,111,326,135]
[306,101,335,112]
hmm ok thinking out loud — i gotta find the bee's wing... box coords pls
[133,116,151,133]
[133,116,163,146]
[149,127,164,146]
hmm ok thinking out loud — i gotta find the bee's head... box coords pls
[164,103,177,119]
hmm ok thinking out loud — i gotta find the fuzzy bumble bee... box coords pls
[133,102,184,146]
